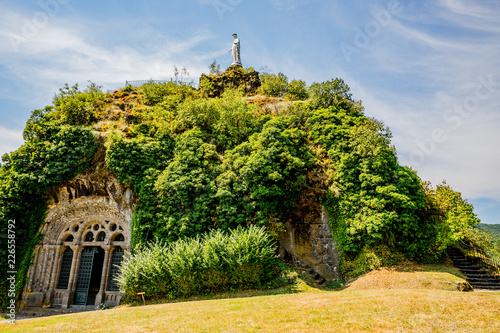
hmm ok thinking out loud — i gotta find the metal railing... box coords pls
[125,79,198,88]
[459,240,500,275]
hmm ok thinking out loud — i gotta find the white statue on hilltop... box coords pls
[228,33,242,67]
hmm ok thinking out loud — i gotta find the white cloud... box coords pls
[0,2,218,157]
[0,126,24,159]
[0,3,214,97]
[438,0,496,19]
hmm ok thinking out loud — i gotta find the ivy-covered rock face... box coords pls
[0,74,482,305]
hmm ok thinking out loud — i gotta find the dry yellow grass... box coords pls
[2,266,499,333]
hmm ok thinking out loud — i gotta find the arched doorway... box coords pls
[74,247,105,305]
[22,200,131,308]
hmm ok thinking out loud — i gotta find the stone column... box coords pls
[95,246,112,305]
[61,246,82,308]
[46,246,64,301]
[22,245,44,307]
[25,245,41,292]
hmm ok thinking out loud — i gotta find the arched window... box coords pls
[64,235,74,242]
[107,247,124,291]
[97,231,106,242]
[84,232,94,242]
[114,234,124,242]
[57,247,73,289]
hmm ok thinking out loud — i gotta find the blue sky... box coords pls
[1,0,499,223]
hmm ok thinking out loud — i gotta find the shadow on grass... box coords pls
[123,271,305,308]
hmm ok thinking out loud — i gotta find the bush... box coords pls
[116,226,282,300]
[285,80,308,101]
[343,247,382,279]
[173,88,257,152]
[140,81,195,107]
[258,72,288,97]
[53,82,106,125]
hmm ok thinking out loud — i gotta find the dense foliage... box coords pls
[0,68,485,305]
[116,226,283,300]
[53,82,106,125]
[0,105,97,306]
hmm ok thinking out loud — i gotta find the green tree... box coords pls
[308,78,363,114]
[106,135,174,245]
[53,82,106,125]
[421,181,481,253]
[327,119,427,257]
[285,79,309,101]
[0,111,96,306]
[154,128,221,241]
[216,115,313,229]
[258,72,289,97]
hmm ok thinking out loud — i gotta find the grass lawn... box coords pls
[2,264,499,332]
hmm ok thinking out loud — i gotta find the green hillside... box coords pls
[477,224,500,241]
[0,67,484,304]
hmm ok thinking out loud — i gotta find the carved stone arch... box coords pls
[23,196,133,308]
[43,199,131,246]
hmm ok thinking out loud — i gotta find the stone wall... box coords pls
[278,170,340,283]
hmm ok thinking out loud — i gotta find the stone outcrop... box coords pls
[199,66,260,97]
[46,146,134,218]
[278,165,340,283]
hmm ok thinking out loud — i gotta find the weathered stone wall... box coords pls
[278,169,340,283]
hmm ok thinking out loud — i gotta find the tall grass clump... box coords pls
[116,226,282,301]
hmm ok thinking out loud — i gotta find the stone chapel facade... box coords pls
[22,148,135,308]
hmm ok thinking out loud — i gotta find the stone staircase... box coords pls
[446,247,500,290]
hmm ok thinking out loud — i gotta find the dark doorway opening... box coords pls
[74,246,105,305]
[87,247,104,305]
